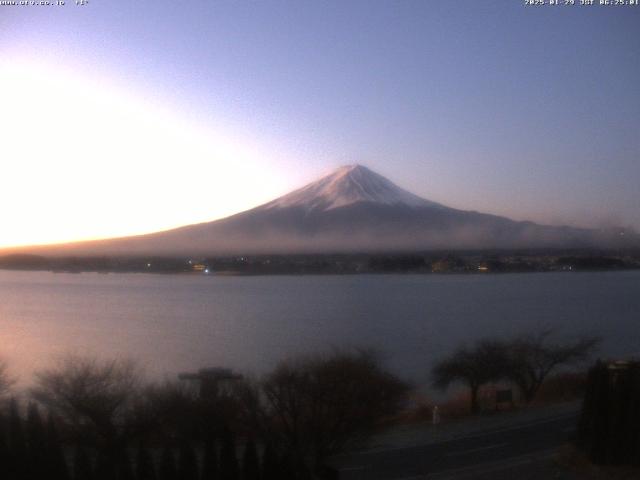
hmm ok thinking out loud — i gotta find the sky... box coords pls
[1,0,638,248]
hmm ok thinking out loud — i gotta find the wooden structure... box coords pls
[178,367,243,399]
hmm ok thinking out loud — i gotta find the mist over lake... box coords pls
[1,270,638,388]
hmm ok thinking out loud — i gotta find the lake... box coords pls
[0,270,638,389]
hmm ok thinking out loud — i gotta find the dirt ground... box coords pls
[551,445,640,480]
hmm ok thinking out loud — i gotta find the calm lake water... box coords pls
[0,270,638,388]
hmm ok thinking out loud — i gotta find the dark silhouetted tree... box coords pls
[31,355,142,465]
[0,360,14,398]
[46,413,70,480]
[94,451,116,480]
[241,439,260,480]
[159,447,177,480]
[178,441,199,480]
[116,448,135,480]
[577,360,640,466]
[26,403,48,479]
[74,447,94,480]
[505,331,600,403]
[8,398,27,480]
[219,427,238,480]
[432,340,507,414]
[0,426,11,480]
[201,441,218,480]
[260,444,279,480]
[277,452,299,480]
[259,349,409,470]
[139,380,201,442]
[136,443,157,480]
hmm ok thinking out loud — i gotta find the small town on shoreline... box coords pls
[1,250,639,275]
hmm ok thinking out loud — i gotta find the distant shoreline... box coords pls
[1,250,639,276]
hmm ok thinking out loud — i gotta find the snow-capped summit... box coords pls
[261,164,444,212]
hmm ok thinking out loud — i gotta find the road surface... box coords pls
[331,412,579,479]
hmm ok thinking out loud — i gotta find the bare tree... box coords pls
[432,340,508,414]
[433,332,600,412]
[505,331,600,403]
[0,359,15,397]
[137,379,206,441]
[30,355,143,452]
[256,349,409,471]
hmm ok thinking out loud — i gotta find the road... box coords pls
[331,412,579,479]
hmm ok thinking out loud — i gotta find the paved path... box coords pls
[331,404,581,479]
[369,401,581,451]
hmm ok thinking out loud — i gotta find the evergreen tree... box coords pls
[8,398,27,480]
[277,452,297,480]
[577,360,640,465]
[588,362,611,464]
[136,443,157,480]
[46,413,70,480]
[74,447,94,480]
[26,403,47,479]
[94,451,116,480]
[116,448,134,480]
[219,428,238,480]
[159,447,177,480]
[260,444,279,480]
[632,364,640,466]
[177,441,199,480]
[201,441,218,480]
[0,426,11,480]
[241,440,260,480]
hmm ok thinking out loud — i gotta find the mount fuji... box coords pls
[14,165,636,255]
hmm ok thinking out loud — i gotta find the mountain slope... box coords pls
[259,164,444,212]
[10,165,637,255]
